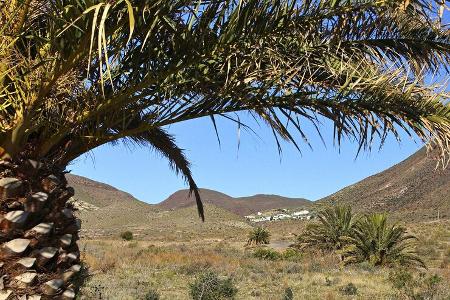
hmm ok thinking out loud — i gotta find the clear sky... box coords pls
[69,8,449,205]
[70,113,422,204]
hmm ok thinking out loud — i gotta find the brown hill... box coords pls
[66,175,253,240]
[318,148,450,220]
[158,188,311,216]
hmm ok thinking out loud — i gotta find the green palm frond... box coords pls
[127,127,205,221]
[247,227,271,245]
[343,214,426,268]
[2,0,450,219]
[297,205,355,251]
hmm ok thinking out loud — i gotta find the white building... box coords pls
[293,210,310,216]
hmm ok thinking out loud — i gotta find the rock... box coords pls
[27,223,53,236]
[16,257,36,268]
[4,239,30,256]
[25,192,48,212]
[0,178,23,199]
[60,234,72,247]
[14,272,37,287]
[42,279,64,296]
[62,288,75,299]
[0,290,12,300]
[2,210,29,229]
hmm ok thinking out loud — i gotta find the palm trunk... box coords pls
[0,158,81,299]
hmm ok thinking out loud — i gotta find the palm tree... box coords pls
[342,214,425,268]
[1,0,450,297]
[297,206,355,251]
[247,227,271,246]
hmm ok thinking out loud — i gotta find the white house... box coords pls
[293,210,310,216]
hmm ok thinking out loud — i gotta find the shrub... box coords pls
[120,231,133,241]
[343,214,425,268]
[283,287,294,300]
[281,248,303,261]
[252,248,281,261]
[389,269,447,299]
[247,227,270,246]
[144,289,160,300]
[297,206,355,251]
[340,283,357,296]
[189,271,237,300]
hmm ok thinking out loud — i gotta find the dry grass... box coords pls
[77,220,450,300]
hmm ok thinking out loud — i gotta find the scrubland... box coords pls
[76,220,450,300]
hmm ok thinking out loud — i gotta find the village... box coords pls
[244,208,314,223]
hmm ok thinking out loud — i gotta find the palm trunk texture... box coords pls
[0,159,81,299]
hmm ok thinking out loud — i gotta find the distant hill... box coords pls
[318,148,450,220]
[66,175,253,240]
[158,189,311,216]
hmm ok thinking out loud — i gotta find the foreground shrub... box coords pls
[144,289,160,300]
[189,271,237,300]
[281,248,303,261]
[297,206,355,251]
[343,214,425,268]
[340,283,358,296]
[120,231,134,241]
[389,269,447,299]
[283,287,294,300]
[252,248,281,260]
[247,227,270,246]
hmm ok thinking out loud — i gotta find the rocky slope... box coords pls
[318,148,450,220]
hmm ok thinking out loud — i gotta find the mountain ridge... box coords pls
[318,147,450,220]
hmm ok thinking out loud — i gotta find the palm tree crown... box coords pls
[297,205,355,251]
[2,1,450,220]
[343,213,425,268]
[247,227,271,246]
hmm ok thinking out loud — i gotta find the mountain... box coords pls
[158,188,311,216]
[318,148,450,220]
[66,175,253,240]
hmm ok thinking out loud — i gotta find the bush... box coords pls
[389,269,447,299]
[120,231,133,241]
[144,289,160,300]
[252,248,281,261]
[281,248,303,261]
[340,283,357,296]
[283,287,294,300]
[247,227,270,246]
[189,271,237,300]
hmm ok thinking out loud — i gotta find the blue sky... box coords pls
[70,113,422,204]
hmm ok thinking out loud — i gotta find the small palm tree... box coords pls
[297,206,355,251]
[343,214,425,268]
[247,227,271,246]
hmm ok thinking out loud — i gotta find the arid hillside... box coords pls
[318,148,450,220]
[66,175,252,239]
[158,188,311,216]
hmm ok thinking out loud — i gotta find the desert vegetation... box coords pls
[2,0,450,298]
[298,206,424,268]
[77,220,450,299]
[246,227,270,246]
